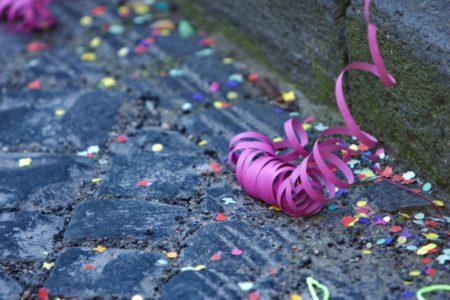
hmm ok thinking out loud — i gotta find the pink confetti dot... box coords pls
[231,248,243,256]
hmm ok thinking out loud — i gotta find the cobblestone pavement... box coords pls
[0,1,448,300]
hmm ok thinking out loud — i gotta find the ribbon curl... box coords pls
[228,0,396,217]
[0,0,55,31]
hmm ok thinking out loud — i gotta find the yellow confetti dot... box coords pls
[362,249,371,255]
[291,294,302,300]
[131,295,144,300]
[357,213,368,218]
[167,252,178,259]
[81,52,97,62]
[152,143,164,152]
[423,233,439,240]
[349,144,359,151]
[133,3,150,15]
[118,47,129,57]
[400,213,410,219]
[198,140,208,146]
[54,109,65,117]
[100,77,116,88]
[362,169,375,178]
[93,245,107,253]
[160,29,171,36]
[282,91,296,102]
[118,6,130,15]
[91,178,102,183]
[227,91,238,100]
[90,37,102,48]
[356,201,367,207]
[223,57,234,64]
[213,101,223,109]
[409,271,421,277]
[397,236,407,244]
[417,243,437,255]
[193,264,206,271]
[302,123,312,130]
[18,157,32,168]
[42,262,54,270]
[432,200,444,207]
[269,206,282,211]
[272,137,283,143]
[80,15,93,26]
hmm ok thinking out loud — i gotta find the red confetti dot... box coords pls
[84,264,94,270]
[91,5,106,16]
[211,253,221,261]
[247,73,259,82]
[26,42,49,53]
[425,221,439,227]
[422,257,431,264]
[136,179,152,187]
[216,213,228,221]
[200,37,215,47]
[210,162,222,173]
[222,102,232,108]
[380,166,393,178]
[27,80,41,90]
[115,135,128,143]
[358,143,369,151]
[340,216,355,227]
[425,267,436,276]
[249,292,260,300]
[134,45,149,54]
[38,288,48,300]
[392,175,403,181]
[390,225,402,233]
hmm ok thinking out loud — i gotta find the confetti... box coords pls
[80,15,93,26]
[211,253,221,261]
[18,157,32,168]
[231,248,243,256]
[291,295,302,300]
[152,143,164,152]
[356,201,367,207]
[93,245,106,253]
[27,80,41,90]
[81,52,97,62]
[136,180,152,187]
[282,91,296,102]
[222,197,236,205]
[84,264,94,270]
[166,252,178,259]
[238,282,254,291]
[38,288,49,300]
[42,262,54,270]
[417,243,437,255]
[100,77,116,88]
[89,37,102,48]
[156,259,168,266]
[131,295,144,300]
[216,213,228,221]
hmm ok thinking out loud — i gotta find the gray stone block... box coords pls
[0,212,63,262]
[0,271,22,300]
[97,154,204,200]
[160,270,240,300]
[366,181,431,212]
[0,154,92,212]
[45,247,167,298]
[0,89,122,149]
[64,199,187,242]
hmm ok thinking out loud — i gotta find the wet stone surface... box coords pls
[0,89,122,149]
[45,248,167,298]
[0,271,22,300]
[0,0,447,299]
[366,181,432,212]
[0,212,63,262]
[97,154,205,201]
[64,199,187,243]
[0,154,92,212]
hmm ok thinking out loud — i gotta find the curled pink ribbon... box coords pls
[0,0,55,31]
[228,0,396,217]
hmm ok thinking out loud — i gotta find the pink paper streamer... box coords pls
[0,0,55,31]
[228,0,396,217]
